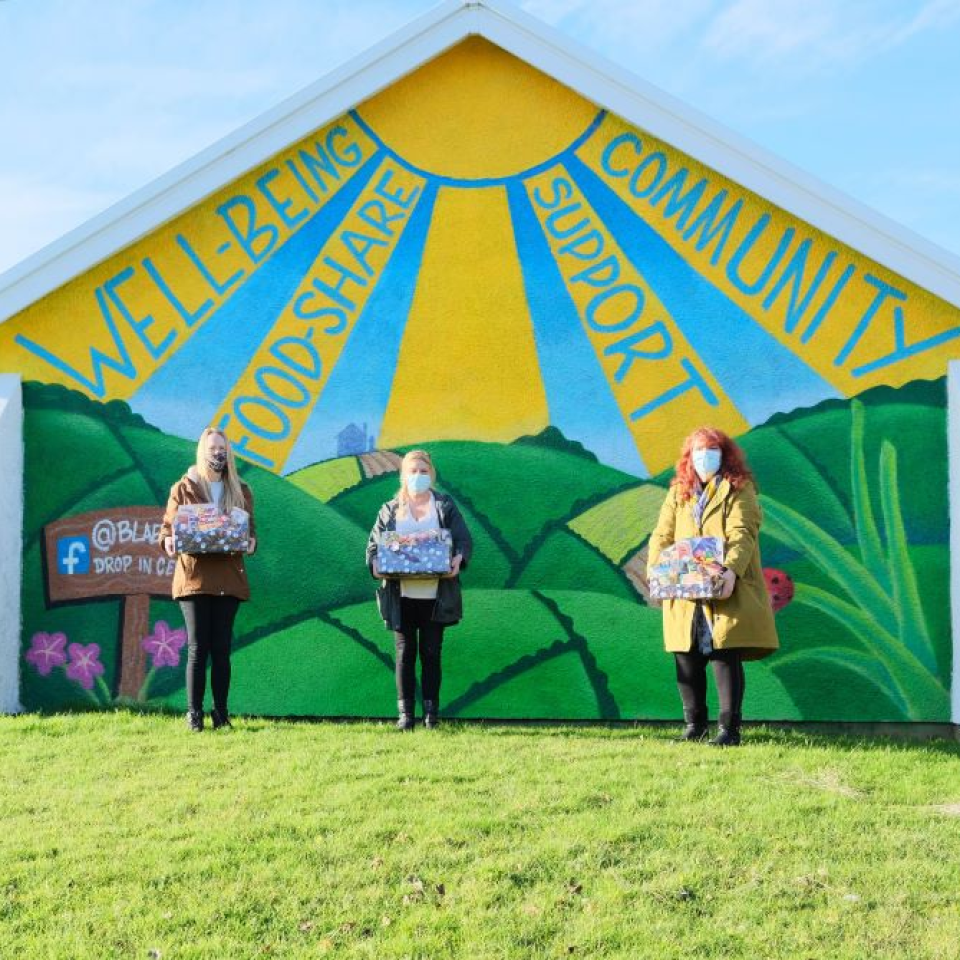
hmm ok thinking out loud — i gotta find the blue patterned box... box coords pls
[377,529,452,578]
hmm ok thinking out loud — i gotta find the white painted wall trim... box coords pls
[0,374,24,713]
[949,361,960,726]
[2,0,960,322]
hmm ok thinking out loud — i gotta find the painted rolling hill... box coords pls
[19,378,949,721]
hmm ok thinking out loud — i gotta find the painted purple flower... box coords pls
[142,621,187,669]
[65,643,105,690]
[25,632,67,676]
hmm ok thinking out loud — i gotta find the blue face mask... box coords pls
[692,448,721,481]
[406,473,431,495]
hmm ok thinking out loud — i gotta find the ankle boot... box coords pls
[396,699,415,731]
[423,700,439,730]
[186,710,204,732]
[709,712,742,747]
[676,708,708,742]
[210,708,232,730]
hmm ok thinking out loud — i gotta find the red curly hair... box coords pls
[670,427,756,501]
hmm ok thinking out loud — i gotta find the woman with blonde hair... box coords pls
[159,427,257,731]
[648,427,777,746]
[367,450,472,730]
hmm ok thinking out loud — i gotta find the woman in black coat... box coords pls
[366,449,472,731]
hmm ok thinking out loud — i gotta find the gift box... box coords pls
[649,536,725,600]
[377,528,452,578]
[173,504,249,554]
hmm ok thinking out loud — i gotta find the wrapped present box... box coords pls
[377,528,452,578]
[649,536,725,600]
[174,504,249,554]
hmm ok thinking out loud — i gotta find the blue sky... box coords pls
[1,0,959,277]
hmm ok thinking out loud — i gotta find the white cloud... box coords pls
[702,0,960,72]
[522,0,718,59]
[0,0,958,268]
[0,0,431,275]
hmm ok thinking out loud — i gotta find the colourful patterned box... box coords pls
[649,536,725,600]
[173,504,250,554]
[377,529,452,578]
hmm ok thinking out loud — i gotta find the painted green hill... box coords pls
[287,455,363,502]
[19,382,374,710]
[19,377,951,723]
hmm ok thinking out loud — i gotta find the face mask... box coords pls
[207,452,227,473]
[406,473,431,495]
[692,448,721,481]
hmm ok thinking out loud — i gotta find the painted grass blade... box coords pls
[791,582,896,650]
[771,647,909,717]
[878,441,937,673]
[790,582,949,719]
[761,496,894,622]
[849,400,888,589]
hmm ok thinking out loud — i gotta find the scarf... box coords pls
[691,476,719,531]
[691,475,719,655]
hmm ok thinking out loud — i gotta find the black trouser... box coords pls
[180,595,240,715]
[395,597,445,702]
[674,646,745,721]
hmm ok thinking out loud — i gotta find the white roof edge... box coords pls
[2,0,960,322]
[478,0,960,305]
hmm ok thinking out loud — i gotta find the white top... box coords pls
[395,494,440,600]
[209,480,224,508]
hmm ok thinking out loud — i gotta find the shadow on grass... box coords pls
[8,708,959,756]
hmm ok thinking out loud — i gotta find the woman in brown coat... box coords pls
[159,428,256,731]
[648,427,777,746]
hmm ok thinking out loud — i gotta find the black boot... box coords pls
[397,699,415,732]
[210,708,232,730]
[676,708,708,742]
[186,710,204,732]
[709,712,742,747]
[423,700,439,730]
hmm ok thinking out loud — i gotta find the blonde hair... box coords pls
[195,427,246,512]
[395,449,436,519]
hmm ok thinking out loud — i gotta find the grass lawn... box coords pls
[1,714,959,959]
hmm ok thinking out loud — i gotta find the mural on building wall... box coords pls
[3,38,956,720]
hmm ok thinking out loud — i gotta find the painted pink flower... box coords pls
[65,643,105,690]
[142,620,187,669]
[25,632,68,676]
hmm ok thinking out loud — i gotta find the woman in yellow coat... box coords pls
[648,427,778,746]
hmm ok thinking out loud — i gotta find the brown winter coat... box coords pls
[647,479,778,661]
[158,469,256,601]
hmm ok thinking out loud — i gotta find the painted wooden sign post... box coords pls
[44,507,174,698]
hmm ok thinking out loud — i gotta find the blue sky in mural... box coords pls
[1,0,959,278]
[284,182,440,472]
[508,179,650,477]
[129,153,385,441]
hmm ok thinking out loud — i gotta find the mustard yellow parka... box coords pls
[647,478,778,660]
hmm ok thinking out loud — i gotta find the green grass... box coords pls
[2,715,959,959]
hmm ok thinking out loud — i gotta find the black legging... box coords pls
[180,595,240,714]
[674,646,745,722]
[395,597,445,702]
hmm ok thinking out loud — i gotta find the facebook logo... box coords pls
[57,536,91,575]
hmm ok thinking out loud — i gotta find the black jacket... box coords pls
[366,493,473,630]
